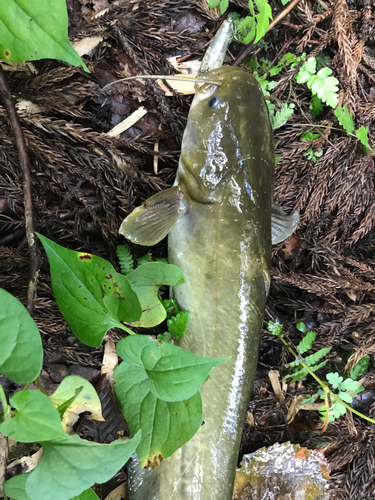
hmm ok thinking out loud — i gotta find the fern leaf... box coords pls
[335,105,355,135]
[297,331,316,355]
[116,245,134,275]
[284,367,309,383]
[305,347,331,367]
[167,311,190,339]
[137,253,152,266]
[308,359,328,373]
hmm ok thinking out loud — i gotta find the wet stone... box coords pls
[233,442,330,500]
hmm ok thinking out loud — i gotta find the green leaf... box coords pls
[248,0,255,16]
[267,320,283,336]
[305,347,331,367]
[254,0,273,43]
[157,331,173,343]
[114,337,229,467]
[37,234,141,347]
[296,57,316,84]
[300,132,320,141]
[70,488,100,500]
[350,355,370,381]
[2,473,31,500]
[137,253,152,266]
[0,288,43,383]
[308,67,339,107]
[55,388,82,420]
[326,372,342,389]
[161,297,181,319]
[303,148,323,163]
[296,322,307,334]
[220,0,229,14]
[116,245,134,275]
[115,336,229,403]
[207,0,220,6]
[297,331,316,354]
[126,262,184,327]
[356,126,369,150]
[272,103,295,129]
[300,395,316,405]
[340,377,359,393]
[0,0,88,71]
[49,376,104,432]
[309,95,323,116]
[241,18,257,45]
[167,311,190,339]
[4,432,141,500]
[334,105,355,135]
[0,390,66,442]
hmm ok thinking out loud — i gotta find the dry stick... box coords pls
[0,66,40,315]
[233,0,302,67]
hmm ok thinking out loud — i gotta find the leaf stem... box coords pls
[35,376,47,395]
[119,323,137,336]
[0,384,10,420]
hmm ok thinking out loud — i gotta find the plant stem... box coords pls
[0,384,10,420]
[119,323,136,336]
[0,66,40,315]
[35,376,47,395]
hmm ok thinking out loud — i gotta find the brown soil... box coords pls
[1,0,375,498]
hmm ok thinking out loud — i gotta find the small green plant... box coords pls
[335,105,370,152]
[318,372,364,422]
[299,132,324,163]
[0,236,229,499]
[268,320,373,427]
[208,0,273,44]
[116,246,190,341]
[296,57,339,108]
[303,148,323,163]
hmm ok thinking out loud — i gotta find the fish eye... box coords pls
[208,96,220,108]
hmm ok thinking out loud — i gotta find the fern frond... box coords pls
[297,331,316,354]
[116,245,134,275]
[305,347,331,367]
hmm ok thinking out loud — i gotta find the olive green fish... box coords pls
[120,22,298,500]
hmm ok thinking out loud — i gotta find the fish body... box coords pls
[123,65,278,499]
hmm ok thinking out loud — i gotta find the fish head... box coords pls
[177,66,274,205]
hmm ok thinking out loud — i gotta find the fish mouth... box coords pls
[179,157,214,204]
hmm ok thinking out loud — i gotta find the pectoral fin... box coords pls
[271,204,299,245]
[119,186,187,246]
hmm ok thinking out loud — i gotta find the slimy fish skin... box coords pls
[120,23,298,500]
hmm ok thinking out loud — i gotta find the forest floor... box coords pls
[1,0,375,498]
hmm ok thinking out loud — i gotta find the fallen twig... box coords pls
[0,66,40,314]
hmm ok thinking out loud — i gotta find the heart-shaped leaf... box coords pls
[0,0,88,71]
[0,289,43,383]
[114,336,229,467]
[0,390,66,442]
[126,263,184,327]
[49,376,104,433]
[4,432,141,500]
[38,234,142,347]
[114,361,202,468]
